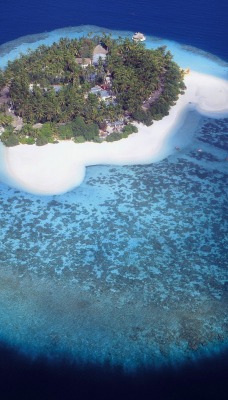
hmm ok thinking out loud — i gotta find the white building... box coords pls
[90,86,111,100]
[92,44,108,65]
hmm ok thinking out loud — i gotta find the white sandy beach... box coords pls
[2,70,228,195]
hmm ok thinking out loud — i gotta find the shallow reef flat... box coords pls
[0,117,227,370]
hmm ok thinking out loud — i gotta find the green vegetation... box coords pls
[0,34,185,146]
[0,113,19,146]
[106,124,138,142]
[108,42,185,126]
[0,113,13,126]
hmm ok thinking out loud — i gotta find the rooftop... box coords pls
[93,45,108,56]
[75,58,92,66]
[90,86,111,100]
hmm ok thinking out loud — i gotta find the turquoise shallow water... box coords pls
[0,112,227,370]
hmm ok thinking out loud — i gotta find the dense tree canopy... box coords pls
[0,34,185,146]
[107,40,185,125]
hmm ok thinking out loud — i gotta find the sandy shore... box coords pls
[2,70,228,195]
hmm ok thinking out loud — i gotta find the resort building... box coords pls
[75,58,92,68]
[29,83,62,93]
[90,85,111,101]
[92,44,108,65]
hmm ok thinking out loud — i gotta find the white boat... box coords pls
[132,32,146,42]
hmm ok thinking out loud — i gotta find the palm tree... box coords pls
[0,113,13,126]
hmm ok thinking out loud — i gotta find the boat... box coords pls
[132,32,146,42]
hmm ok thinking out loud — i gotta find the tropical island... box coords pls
[0,34,186,147]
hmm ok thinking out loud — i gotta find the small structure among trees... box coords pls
[75,58,92,68]
[92,44,108,65]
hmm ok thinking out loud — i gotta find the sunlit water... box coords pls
[0,26,227,372]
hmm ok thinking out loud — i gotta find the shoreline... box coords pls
[2,70,228,195]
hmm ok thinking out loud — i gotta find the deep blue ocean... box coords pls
[1,0,228,61]
[0,1,228,399]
